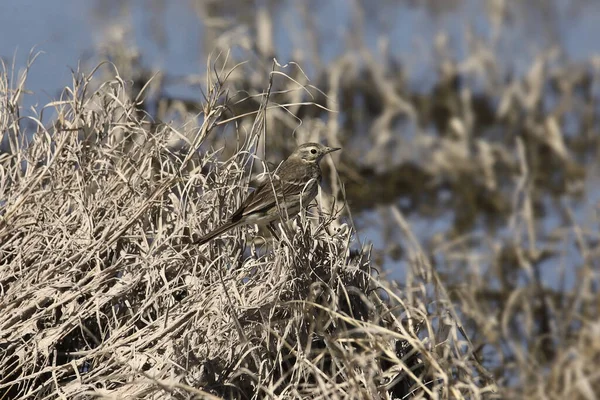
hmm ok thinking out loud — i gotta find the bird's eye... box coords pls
[310,149,317,154]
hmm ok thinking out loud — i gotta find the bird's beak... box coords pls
[325,147,341,154]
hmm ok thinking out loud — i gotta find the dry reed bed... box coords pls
[0,63,496,399]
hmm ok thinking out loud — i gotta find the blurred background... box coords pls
[2,0,600,391]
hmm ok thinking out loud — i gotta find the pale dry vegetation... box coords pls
[0,60,495,399]
[2,0,600,399]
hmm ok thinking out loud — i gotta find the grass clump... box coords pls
[0,59,496,399]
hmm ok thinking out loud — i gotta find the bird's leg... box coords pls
[267,222,280,241]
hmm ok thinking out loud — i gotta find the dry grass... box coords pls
[0,60,497,399]
[3,1,600,393]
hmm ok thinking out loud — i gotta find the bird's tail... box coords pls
[194,221,239,245]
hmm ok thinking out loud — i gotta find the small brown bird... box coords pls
[195,143,340,245]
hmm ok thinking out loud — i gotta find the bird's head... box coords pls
[292,143,341,163]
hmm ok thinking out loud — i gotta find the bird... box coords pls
[194,143,340,245]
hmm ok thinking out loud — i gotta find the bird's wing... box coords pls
[230,160,316,222]
[229,177,282,222]
[229,182,270,222]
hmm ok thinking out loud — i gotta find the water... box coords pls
[3,1,599,108]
